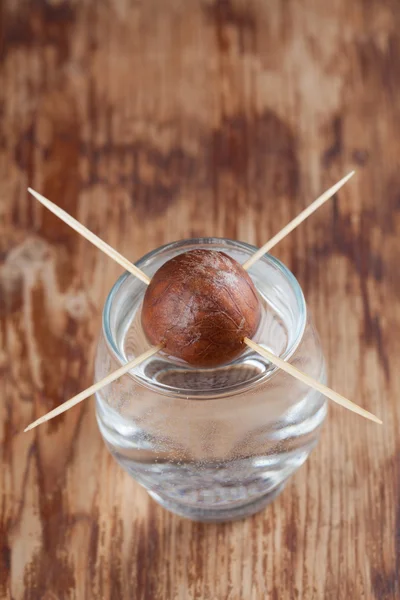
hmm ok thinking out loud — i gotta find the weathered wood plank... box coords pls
[1,0,399,598]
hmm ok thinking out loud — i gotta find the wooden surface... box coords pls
[0,1,399,598]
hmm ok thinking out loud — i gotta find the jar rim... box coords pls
[102,237,307,397]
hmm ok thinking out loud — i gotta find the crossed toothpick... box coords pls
[24,171,382,432]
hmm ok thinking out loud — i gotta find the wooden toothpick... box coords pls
[24,346,161,432]
[244,338,382,424]
[242,171,355,270]
[28,188,151,285]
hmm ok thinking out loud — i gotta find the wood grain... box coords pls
[1,0,399,598]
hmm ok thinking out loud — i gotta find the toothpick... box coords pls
[244,338,382,424]
[242,171,355,270]
[28,188,151,285]
[24,345,161,432]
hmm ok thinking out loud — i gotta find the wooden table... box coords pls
[1,1,399,598]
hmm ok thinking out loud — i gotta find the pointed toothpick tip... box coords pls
[343,170,355,181]
[28,187,41,200]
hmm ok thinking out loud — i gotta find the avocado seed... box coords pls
[141,249,261,367]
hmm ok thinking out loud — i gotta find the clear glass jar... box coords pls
[95,238,327,522]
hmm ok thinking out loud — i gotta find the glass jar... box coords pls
[95,238,327,522]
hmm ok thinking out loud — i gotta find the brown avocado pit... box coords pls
[141,249,261,367]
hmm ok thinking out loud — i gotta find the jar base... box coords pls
[148,482,287,523]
